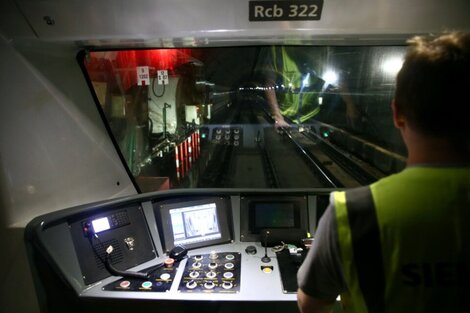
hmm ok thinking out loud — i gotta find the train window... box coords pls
[80,46,407,191]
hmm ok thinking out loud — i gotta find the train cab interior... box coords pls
[0,1,469,313]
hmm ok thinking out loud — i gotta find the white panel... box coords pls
[149,76,179,134]
[0,37,136,313]
[185,105,200,125]
[0,39,136,227]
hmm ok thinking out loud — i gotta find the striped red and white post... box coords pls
[188,136,193,167]
[174,145,181,181]
[196,129,201,156]
[179,142,185,177]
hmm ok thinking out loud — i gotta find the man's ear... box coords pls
[391,99,405,129]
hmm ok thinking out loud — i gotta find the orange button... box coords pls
[164,258,175,267]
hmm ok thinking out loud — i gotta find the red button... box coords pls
[120,280,131,288]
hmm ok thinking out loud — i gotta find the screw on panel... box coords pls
[43,16,55,25]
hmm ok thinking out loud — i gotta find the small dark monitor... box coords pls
[158,197,232,251]
[251,202,298,231]
[240,196,308,242]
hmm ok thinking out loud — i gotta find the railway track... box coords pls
[193,99,389,189]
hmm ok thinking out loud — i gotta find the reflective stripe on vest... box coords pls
[335,187,385,313]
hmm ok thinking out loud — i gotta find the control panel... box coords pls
[26,190,331,304]
[212,126,243,146]
[103,261,180,292]
[69,205,156,284]
[179,252,241,293]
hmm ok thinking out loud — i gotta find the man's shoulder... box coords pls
[371,166,470,189]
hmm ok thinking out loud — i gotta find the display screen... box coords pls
[248,201,302,235]
[91,217,111,233]
[254,203,295,229]
[169,202,222,246]
[240,196,310,242]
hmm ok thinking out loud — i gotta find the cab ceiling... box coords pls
[1,0,469,48]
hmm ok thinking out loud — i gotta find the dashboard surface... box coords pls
[26,189,333,303]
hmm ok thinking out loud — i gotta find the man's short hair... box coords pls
[395,32,470,139]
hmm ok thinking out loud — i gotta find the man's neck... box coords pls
[405,134,469,166]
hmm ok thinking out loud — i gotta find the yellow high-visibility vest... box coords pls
[271,47,321,123]
[334,167,470,313]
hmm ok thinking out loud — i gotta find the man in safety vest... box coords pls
[264,46,324,127]
[296,32,470,313]
[262,46,358,129]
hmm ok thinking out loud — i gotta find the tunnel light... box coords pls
[196,81,214,87]
[302,73,311,87]
[382,57,403,76]
[322,70,338,86]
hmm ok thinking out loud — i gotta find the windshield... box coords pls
[82,46,407,192]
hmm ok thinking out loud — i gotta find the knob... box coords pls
[206,271,217,279]
[186,280,197,289]
[208,262,217,269]
[209,251,218,260]
[204,281,215,289]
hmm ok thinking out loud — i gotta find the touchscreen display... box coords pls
[169,202,222,246]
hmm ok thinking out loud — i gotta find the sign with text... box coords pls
[249,0,323,21]
[157,70,169,85]
[136,66,150,86]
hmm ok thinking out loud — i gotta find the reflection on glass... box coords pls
[82,46,407,191]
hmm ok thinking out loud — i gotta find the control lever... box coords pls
[261,230,271,263]
[169,245,188,262]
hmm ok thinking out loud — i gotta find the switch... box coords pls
[124,237,135,250]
